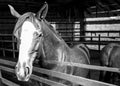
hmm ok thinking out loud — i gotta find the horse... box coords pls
[8,2,90,86]
[99,43,120,85]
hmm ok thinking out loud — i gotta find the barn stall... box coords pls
[0,0,120,86]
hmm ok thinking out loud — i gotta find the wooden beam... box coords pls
[0,59,117,86]
[85,8,92,15]
[88,0,110,16]
[0,70,3,86]
[102,0,117,10]
[46,61,120,73]
[0,68,19,86]
[0,66,67,86]
[1,78,20,86]
[33,67,116,86]
[0,65,115,86]
[31,74,67,86]
[96,1,109,11]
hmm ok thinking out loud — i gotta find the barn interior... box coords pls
[0,0,120,46]
[0,0,120,58]
[0,0,120,86]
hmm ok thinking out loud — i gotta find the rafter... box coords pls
[103,0,117,10]
[96,1,107,11]
[85,8,92,15]
[114,0,120,8]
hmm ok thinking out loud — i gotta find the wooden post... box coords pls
[12,35,15,58]
[98,35,101,53]
[0,70,2,79]
[90,32,92,42]
[0,70,3,86]
[2,37,5,57]
[79,9,86,42]
[2,49,5,57]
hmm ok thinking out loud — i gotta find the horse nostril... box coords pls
[25,67,30,76]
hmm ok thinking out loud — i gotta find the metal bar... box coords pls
[46,61,120,73]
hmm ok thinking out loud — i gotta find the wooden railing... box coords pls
[0,34,17,58]
[0,58,117,86]
[0,32,120,86]
[0,70,20,86]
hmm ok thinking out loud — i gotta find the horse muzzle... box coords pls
[17,74,30,81]
[15,66,31,81]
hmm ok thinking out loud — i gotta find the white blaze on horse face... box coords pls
[19,21,36,63]
[16,21,38,81]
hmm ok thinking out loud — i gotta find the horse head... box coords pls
[8,2,48,81]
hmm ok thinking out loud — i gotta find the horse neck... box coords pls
[42,36,70,60]
[41,20,71,61]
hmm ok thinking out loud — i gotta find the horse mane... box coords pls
[44,20,60,36]
[42,19,63,41]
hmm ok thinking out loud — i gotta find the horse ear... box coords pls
[8,4,21,18]
[36,2,48,19]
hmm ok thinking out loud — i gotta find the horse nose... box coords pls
[16,66,30,81]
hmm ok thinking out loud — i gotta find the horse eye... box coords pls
[34,32,43,37]
[39,33,43,37]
